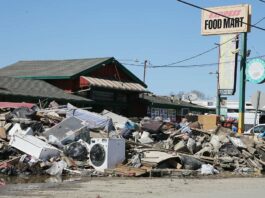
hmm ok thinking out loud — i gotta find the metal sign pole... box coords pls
[254,91,261,127]
[238,32,247,134]
[216,72,221,116]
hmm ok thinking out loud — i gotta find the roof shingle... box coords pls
[0,57,111,79]
[0,76,91,103]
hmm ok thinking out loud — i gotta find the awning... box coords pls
[81,76,148,92]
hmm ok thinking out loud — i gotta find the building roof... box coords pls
[141,94,209,110]
[0,57,147,87]
[81,76,148,92]
[0,76,91,103]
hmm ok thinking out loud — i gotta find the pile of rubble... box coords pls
[0,102,265,178]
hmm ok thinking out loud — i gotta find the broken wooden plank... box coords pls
[105,165,147,177]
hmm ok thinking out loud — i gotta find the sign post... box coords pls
[238,32,247,134]
[201,4,251,134]
[254,91,261,127]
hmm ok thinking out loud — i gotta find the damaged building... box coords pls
[0,76,91,106]
[138,93,211,122]
[0,57,210,120]
[0,57,148,117]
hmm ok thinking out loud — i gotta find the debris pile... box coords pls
[1,102,265,178]
[120,117,265,176]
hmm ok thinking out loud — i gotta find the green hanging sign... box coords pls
[246,58,265,84]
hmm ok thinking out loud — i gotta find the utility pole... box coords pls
[216,71,220,115]
[216,43,221,116]
[143,60,148,83]
[238,32,247,134]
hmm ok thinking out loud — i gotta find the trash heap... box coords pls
[120,116,265,176]
[0,102,265,178]
[0,102,118,177]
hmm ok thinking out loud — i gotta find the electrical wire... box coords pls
[158,14,265,67]
[157,7,265,67]
[176,0,265,31]
[254,16,265,25]
[159,45,218,67]
[121,2,265,69]
[152,33,238,67]
[122,14,265,68]
[122,54,265,69]
[121,35,239,68]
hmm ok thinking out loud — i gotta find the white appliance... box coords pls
[9,134,60,161]
[89,138,125,172]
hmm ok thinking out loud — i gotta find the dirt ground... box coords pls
[1,177,265,198]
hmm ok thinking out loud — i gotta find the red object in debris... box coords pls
[0,179,6,187]
[0,102,35,109]
[0,162,12,169]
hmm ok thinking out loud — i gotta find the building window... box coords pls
[207,102,214,106]
[181,108,189,116]
[149,107,176,122]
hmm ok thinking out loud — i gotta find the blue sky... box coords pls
[0,0,265,101]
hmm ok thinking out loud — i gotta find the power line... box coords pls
[154,12,264,68]
[122,54,265,69]
[123,8,264,68]
[122,2,264,69]
[156,33,239,67]
[121,62,146,67]
[176,0,265,31]
[160,45,218,66]
[254,16,265,25]
[121,35,238,67]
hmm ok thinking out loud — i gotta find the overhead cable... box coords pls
[122,54,265,69]
[175,0,265,31]
[122,2,265,69]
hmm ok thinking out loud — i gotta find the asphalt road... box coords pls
[1,177,265,198]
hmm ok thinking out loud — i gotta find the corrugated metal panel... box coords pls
[82,76,147,92]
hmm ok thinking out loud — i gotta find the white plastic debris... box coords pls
[210,135,221,152]
[200,164,219,175]
[139,131,154,144]
[48,135,64,149]
[8,123,33,138]
[45,160,67,176]
[187,138,196,154]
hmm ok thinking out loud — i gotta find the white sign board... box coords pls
[218,34,238,95]
[201,4,251,35]
[251,91,265,110]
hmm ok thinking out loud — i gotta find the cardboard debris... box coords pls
[0,128,7,139]
[198,114,219,130]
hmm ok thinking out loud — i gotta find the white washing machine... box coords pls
[89,138,125,172]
